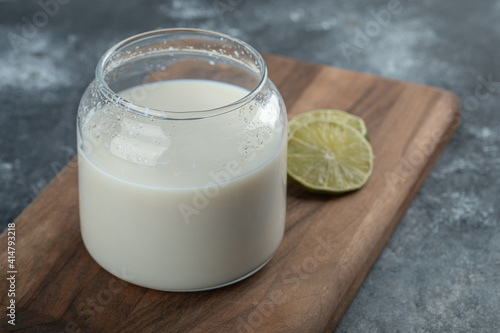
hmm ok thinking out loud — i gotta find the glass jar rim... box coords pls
[95,28,268,119]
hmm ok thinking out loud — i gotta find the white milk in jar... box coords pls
[78,79,286,291]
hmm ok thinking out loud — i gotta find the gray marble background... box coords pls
[1,0,499,331]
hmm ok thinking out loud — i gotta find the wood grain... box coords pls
[0,54,460,332]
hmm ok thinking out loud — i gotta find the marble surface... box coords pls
[1,0,499,331]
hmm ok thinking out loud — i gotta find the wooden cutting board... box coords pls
[0,54,460,332]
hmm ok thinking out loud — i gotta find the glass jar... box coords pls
[77,29,287,291]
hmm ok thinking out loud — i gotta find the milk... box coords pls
[78,79,286,291]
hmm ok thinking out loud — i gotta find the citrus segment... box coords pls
[287,119,374,193]
[288,109,369,140]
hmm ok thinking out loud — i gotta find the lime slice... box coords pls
[287,119,374,193]
[289,109,369,141]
